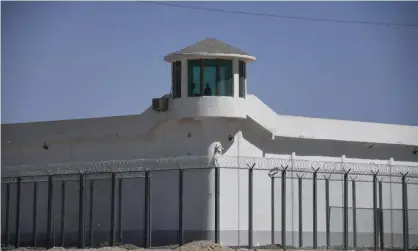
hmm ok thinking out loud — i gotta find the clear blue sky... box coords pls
[2,1,418,125]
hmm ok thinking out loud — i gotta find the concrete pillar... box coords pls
[181,59,188,98]
[233,59,239,98]
[341,155,346,163]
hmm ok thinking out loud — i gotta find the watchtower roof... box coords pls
[164,38,256,63]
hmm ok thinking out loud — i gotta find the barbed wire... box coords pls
[216,156,418,178]
[1,156,209,178]
[2,155,418,181]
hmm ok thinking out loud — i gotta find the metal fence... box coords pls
[1,156,418,250]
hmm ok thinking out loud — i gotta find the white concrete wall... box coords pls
[2,117,246,246]
[2,108,418,248]
[245,94,418,146]
[169,97,247,120]
[217,157,418,248]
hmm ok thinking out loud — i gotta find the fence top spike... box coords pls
[311,167,320,173]
[246,163,256,169]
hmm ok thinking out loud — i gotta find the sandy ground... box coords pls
[2,241,365,251]
[0,241,362,251]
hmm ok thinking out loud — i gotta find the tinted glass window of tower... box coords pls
[172,61,182,98]
[188,59,233,97]
[239,61,246,98]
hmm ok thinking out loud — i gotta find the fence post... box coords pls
[351,178,357,249]
[401,172,409,251]
[343,169,351,250]
[271,175,275,245]
[47,175,54,249]
[388,158,394,247]
[5,183,10,247]
[61,181,66,247]
[282,165,289,249]
[15,177,22,248]
[372,170,379,250]
[79,173,86,249]
[118,179,124,244]
[215,166,220,244]
[179,168,184,245]
[144,170,152,248]
[110,172,117,246]
[325,176,330,250]
[248,163,255,248]
[379,179,384,250]
[312,167,320,249]
[298,175,303,248]
[89,180,95,247]
[268,168,279,246]
[33,182,38,247]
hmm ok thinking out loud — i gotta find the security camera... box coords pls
[413,149,418,155]
[42,143,49,150]
[228,135,234,142]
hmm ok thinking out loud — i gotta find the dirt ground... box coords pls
[2,240,364,251]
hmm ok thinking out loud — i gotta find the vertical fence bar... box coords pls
[281,167,287,249]
[214,167,220,244]
[5,183,10,247]
[343,170,349,250]
[271,176,275,245]
[325,177,330,250]
[79,173,86,248]
[144,171,152,248]
[15,177,22,248]
[89,180,95,247]
[32,182,38,247]
[402,173,409,251]
[313,168,319,249]
[47,175,54,249]
[405,180,409,251]
[110,173,117,246]
[60,181,66,247]
[373,172,378,250]
[379,180,384,250]
[118,179,124,244]
[248,164,254,248]
[178,169,184,245]
[352,179,357,249]
[298,176,303,248]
